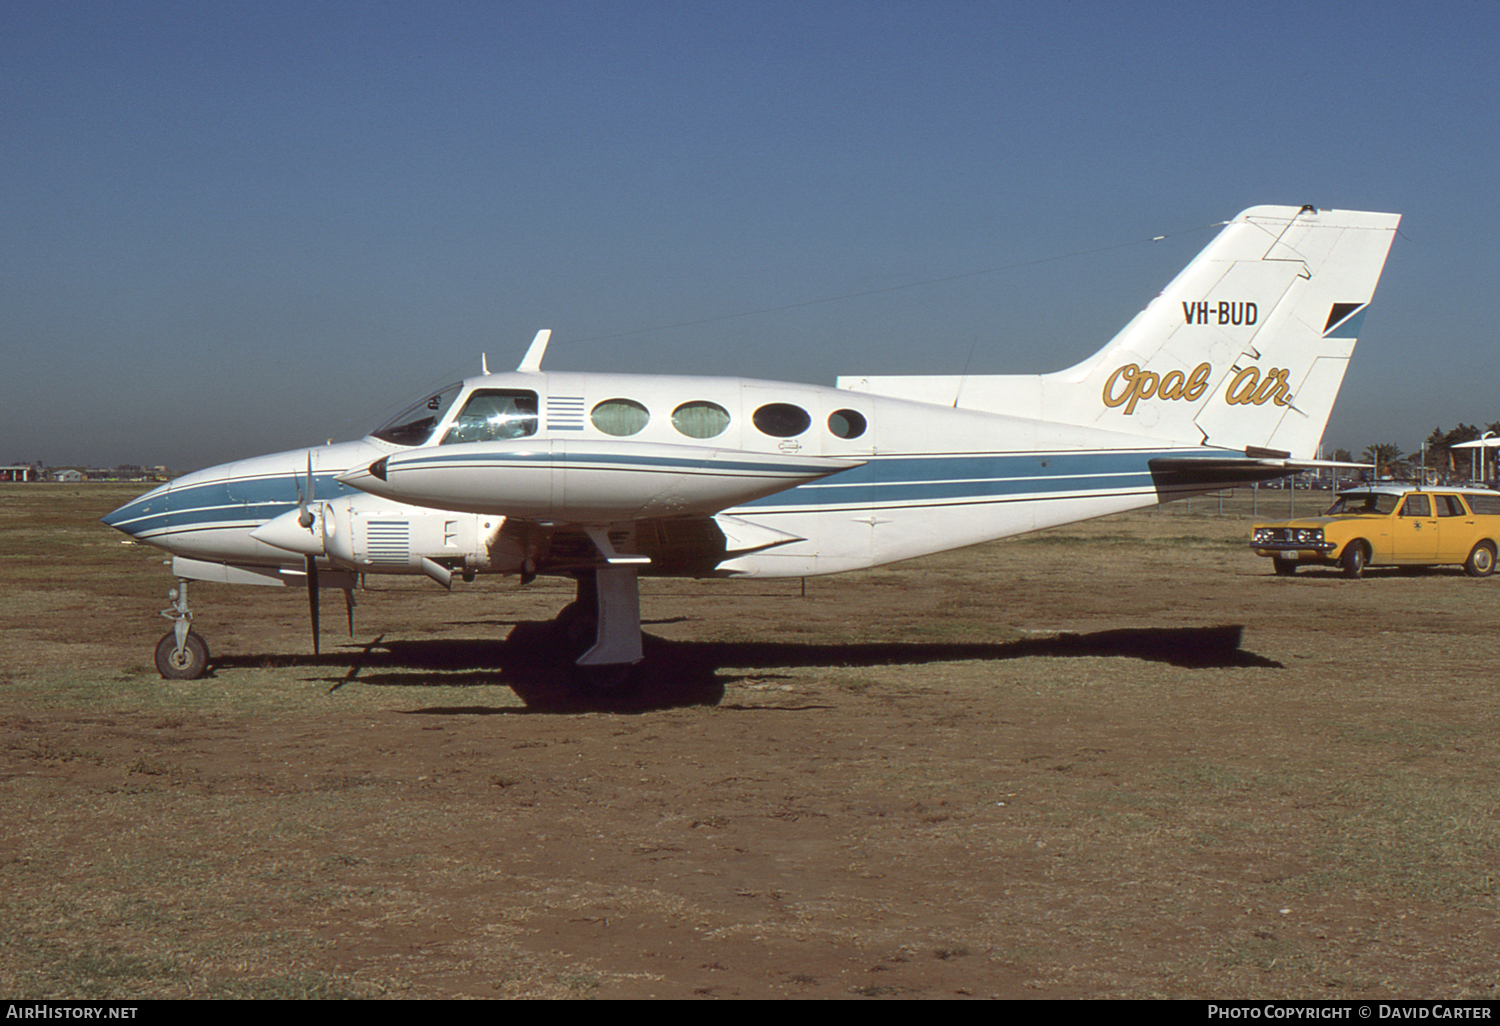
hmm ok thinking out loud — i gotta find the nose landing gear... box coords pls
[155,579,211,679]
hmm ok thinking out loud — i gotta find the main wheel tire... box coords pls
[552,601,600,659]
[1340,542,1368,580]
[155,630,210,679]
[1273,557,1298,576]
[1465,542,1496,578]
[574,662,639,690]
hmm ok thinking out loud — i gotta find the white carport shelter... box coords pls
[1451,435,1500,481]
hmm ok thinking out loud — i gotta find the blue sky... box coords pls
[4,0,1496,470]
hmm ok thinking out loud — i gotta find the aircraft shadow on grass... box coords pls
[211,621,1282,715]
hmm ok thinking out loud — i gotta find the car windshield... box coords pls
[1325,493,1401,516]
[370,384,463,447]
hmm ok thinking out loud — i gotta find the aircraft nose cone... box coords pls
[100,483,171,538]
[100,503,132,531]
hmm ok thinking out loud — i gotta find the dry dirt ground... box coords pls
[2,484,1499,1000]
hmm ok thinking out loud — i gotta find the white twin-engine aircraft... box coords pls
[104,205,1401,682]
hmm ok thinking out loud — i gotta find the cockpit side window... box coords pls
[371,384,462,446]
[440,389,539,444]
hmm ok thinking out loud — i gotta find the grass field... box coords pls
[2,483,1498,999]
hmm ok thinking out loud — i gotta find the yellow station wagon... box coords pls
[1250,484,1500,578]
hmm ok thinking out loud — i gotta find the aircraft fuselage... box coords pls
[104,369,1226,582]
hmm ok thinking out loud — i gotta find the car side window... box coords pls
[1437,495,1467,517]
[1400,495,1432,518]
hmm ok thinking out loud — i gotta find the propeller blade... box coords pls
[298,453,316,528]
[306,554,321,655]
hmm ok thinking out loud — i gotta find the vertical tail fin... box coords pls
[840,205,1401,459]
[1080,204,1400,455]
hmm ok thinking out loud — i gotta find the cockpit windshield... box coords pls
[370,384,463,447]
[1325,493,1401,516]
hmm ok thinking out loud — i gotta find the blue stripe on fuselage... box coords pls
[106,449,1243,539]
[737,448,1205,509]
[102,472,347,538]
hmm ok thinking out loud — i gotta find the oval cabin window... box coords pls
[827,409,867,439]
[752,403,810,438]
[591,398,650,437]
[671,400,731,439]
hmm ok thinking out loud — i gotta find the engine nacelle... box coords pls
[253,497,513,578]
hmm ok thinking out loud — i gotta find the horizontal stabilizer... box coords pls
[1148,451,1368,491]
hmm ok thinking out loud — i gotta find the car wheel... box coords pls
[1272,556,1298,576]
[1465,542,1496,578]
[1340,542,1368,579]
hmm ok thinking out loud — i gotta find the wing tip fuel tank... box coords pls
[339,439,863,522]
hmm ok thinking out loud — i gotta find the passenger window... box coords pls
[1437,495,1467,517]
[591,398,649,437]
[440,390,538,444]
[1400,495,1432,518]
[752,403,810,438]
[671,401,730,439]
[827,409,867,439]
[1468,494,1500,516]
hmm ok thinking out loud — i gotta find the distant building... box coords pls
[52,469,84,483]
[0,465,37,482]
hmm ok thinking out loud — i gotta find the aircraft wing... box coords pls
[491,512,808,578]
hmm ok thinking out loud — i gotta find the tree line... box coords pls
[1345,423,1500,481]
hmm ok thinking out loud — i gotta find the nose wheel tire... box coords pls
[155,631,210,680]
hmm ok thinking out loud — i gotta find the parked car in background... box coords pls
[1250,484,1500,578]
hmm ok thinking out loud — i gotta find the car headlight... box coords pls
[1253,528,1274,543]
[1292,528,1324,544]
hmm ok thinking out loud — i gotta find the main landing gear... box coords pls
[155,579,210,679]
[552,566,644,688]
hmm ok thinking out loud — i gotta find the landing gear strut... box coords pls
[555,567,643,687]
[155,579,211,679]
